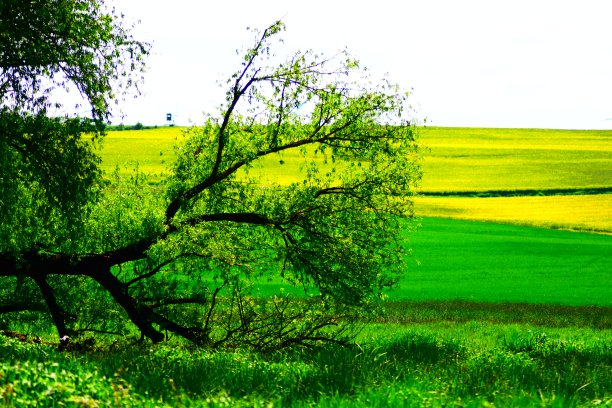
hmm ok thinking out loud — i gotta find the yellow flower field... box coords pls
[100,126,612,232]
[415,194,612,233]
[418,127,612,192]
[100,127,182,178]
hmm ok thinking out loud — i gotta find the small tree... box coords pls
[0,18,421,349]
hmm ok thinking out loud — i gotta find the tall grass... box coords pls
[2,314,610,406]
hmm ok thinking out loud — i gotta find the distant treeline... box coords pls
[421,187,612,197]
[105,122,163,131]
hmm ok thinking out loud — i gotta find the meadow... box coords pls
[2,308,610,406]
[2,126,611,406]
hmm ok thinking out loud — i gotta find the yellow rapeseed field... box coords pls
[100,127,182,178]
[418,127,612,192]
[100,126,612,232]
[415,194,612,233]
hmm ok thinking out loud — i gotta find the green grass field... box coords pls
[256,217,612,307]
[396,218,612,306]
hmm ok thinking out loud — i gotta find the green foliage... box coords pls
[0,0,148,253]
[0,0,152,343]
[0,0,149,120]
[105,123,157,131]
[0,110,102,254]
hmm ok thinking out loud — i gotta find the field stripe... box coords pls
[414,194,612,233]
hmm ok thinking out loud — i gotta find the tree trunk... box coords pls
[89,267,165,343]
[31,274,69,339]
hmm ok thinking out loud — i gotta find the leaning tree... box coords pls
[0,9,421,349]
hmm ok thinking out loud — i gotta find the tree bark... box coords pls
[88,266,165,343]
[31,273,69,339]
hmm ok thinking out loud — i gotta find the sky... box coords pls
[108,0,612,130]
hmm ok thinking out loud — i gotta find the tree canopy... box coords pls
[0,0,147,119]
[0,15,421,350]
[0,0,149,254]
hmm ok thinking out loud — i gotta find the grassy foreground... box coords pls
[1,217,610,406]
[2,309,610,407]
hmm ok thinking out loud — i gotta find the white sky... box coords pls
[109,0,612,129]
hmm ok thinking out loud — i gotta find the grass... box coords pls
[394,218,612,306]
[2,311,610,406]
[253,217,612,307]
[6,126,603,406]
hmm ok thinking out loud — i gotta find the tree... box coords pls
[0,18,421,350]
[0,0,148,226]
[0,0,148,339]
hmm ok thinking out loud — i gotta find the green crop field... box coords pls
[396,218,612,306]
[256,217,612,307]
[3,126,609,406]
